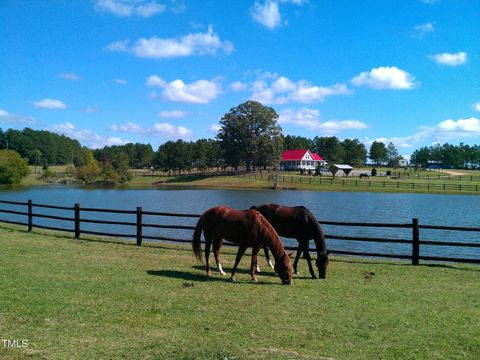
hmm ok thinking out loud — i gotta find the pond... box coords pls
[1,186,479,261]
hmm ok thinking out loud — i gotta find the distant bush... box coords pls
[0,150,30,184]
[371,168,377,177]
[386,170,392,176]
[40,169,56,179]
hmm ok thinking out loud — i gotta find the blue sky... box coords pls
[1,0,479,157]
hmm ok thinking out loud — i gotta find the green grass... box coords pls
[1,225,479,359]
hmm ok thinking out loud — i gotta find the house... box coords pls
[280,149,327,171]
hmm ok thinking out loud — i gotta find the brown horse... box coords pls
[250,204,329,279]
[192,206,292,285]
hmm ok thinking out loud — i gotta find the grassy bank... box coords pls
[1,226,479,359]
[127,173,480,195]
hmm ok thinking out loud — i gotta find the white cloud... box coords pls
[112,121,192,140]
[146,75,167,87]
[115,78,128,85]
[278,108,367,134]
[413,22,435,38]
[158,110,188,119]
[351,66,417,90]
[146,75,221,104]
[50,122,129,149]
[58,72,80,81]
[251,1,282,30]
[230,81,248,91]
[429,52,468,66]
[473,102,480,112]
[370,117,480,149]
[107,26,233,59]
[31,98,67,109]
[81,107,100,113]
[94,0,165,17]
[111,122,144,133]
[206,123,221,134]
[437,118,480,133]
[0,109,35,125]
[248,74,352,104]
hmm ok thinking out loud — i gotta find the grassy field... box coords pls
[1,225,479,359]
[126,173,480,195]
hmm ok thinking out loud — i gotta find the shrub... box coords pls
[0,150,30,184]
[371,168,377,177]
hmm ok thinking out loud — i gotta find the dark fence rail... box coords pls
[0,199,479,265]
[237,173,480,192]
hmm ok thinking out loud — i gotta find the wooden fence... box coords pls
[239,172,480,192]
[1,199,479,265]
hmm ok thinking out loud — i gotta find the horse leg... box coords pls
[255,245,266,273]
[302,241,317,279]
[293,245,303,275]
[213,238,226,275]
[229,245,248,283]
[204,235,212,277]
[250,246,261,282]
[264,245,274,269]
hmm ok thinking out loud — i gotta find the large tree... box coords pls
[312,136,344,164]
[283,135,312,151]
[217,101,283,171]
[386,142,402,167]
[342,138,367,166]
[369,141,388,166]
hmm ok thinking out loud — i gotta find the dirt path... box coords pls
[441,170,468,176]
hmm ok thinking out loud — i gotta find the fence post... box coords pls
[28,200,33,231]
[412,218,420,265]
[136,206,142,246]
[74,203,80,238]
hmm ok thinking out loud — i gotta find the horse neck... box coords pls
[308,213,327,255]
[265,235,286,261]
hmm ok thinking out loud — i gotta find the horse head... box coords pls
[274,253,292,285]
[316,252,329,279]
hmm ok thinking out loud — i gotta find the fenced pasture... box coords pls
[1,199,479,265]
[238,171,480,193]
[1,226,479,359]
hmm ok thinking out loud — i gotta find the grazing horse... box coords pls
[250,204,329,279]
[192,206,292,285]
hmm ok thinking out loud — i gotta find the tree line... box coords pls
[2,101,480,184]
[410,143,480,169]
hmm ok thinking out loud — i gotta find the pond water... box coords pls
[1,186,479,260]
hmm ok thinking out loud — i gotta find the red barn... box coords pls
[280,149,326,171]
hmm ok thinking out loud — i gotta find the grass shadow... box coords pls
[146,269,280,285]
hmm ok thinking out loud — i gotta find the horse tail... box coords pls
[192,215,204,262]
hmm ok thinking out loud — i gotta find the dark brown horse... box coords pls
[250,204,329,279]
[192,206,292,284]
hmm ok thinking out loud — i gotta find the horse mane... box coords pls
[254,211,286,260]
[303,208,327,255]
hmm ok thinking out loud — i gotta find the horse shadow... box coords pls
[146,266,283,285]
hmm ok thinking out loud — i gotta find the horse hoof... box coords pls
[220,271,227,276]
[294,271,301,276]
[311,275,318,279]
[228,277,237,283]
